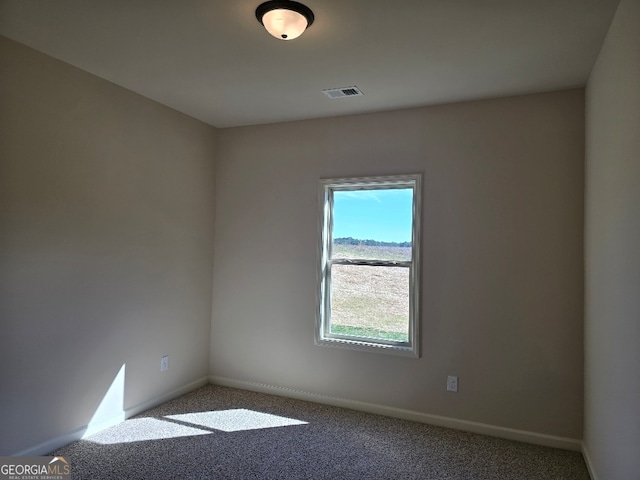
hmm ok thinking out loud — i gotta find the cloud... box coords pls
[336,188,412,203]
[336,190,382,203]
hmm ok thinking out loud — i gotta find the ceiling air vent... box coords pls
[322,86,364,99]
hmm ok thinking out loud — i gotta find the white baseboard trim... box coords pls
[124,376,209,419]
[581,443,599,480]
[209,375,582,452]
[12,376,209,456]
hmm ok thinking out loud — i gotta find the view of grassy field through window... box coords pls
[330,243,411,342]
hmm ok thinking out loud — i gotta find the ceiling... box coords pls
[0,0,621,128]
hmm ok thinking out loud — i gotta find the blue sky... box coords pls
[333,188,413,243]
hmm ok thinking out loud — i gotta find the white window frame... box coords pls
[316,174,421,358]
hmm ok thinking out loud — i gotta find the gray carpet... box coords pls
[52,384,590,479]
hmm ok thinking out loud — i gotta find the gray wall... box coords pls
[211,89,585,439]
[0,36,217,454]
[584,0,640,478]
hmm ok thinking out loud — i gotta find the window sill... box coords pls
[315,336,419,358]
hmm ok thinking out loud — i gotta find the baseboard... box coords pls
[124,376,209,419]
[12,376,209,456]
[209,375,582,452]
[581,443,599,480]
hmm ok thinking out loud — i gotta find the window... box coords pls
[316,174,421,357]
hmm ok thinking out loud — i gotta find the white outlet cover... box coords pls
[447,375,458,392]
[161,356,169,372]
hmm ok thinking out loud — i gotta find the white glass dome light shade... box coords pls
[262,8,308,40]
[255,1,315,41]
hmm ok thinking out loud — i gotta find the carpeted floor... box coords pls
[52,384,590,479]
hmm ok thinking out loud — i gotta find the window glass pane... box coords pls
[330,264,409,342]
[332,188,413,261]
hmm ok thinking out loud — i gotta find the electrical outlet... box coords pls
[160,355,169,372]
[447,375,458,392]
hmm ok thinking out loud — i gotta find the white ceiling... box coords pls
[0,0,620,128]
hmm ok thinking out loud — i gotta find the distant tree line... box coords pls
[334,237,411,248]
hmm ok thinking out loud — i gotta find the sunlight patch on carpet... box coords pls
[165,409,308,432]
[88,417,212,444]
[86,409,308,444]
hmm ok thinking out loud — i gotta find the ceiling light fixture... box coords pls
[255,0,315,41]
